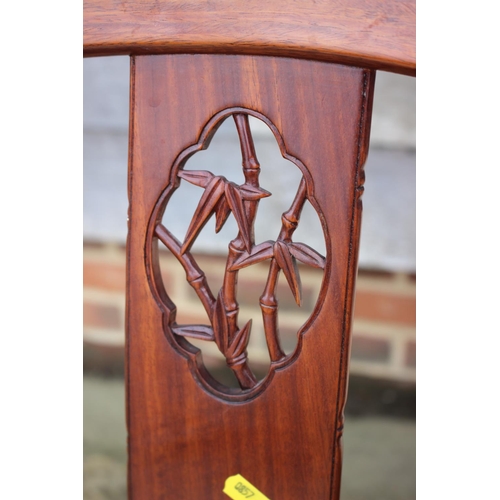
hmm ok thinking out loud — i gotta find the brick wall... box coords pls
[83,242,415,383]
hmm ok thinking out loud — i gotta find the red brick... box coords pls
[354,290,415,325]
[204,271,225,296]
[83,260,125,292]
[159,268,176,295]
[358,269,395,280]
[83,302,122,329]
[276,281,316,311]
[234,278,266,307]
[83,241,107,250]
[405,340,416,367]
[170,257,322,312]
[232,276,316,312]
[279,325,300,354]
[174,311,211,325]
[350,335,390,363]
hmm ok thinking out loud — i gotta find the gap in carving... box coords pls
[153,111,326,393]
[236,264,271,379]
[249,117,303,244]
[158,244,241,388]
[249,118,325,356]
[292,201,327,257]
[161,179,207,244]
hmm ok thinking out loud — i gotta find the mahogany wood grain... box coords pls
[126,54,375,499]
[150,114,328,390]
[83,0,415,76]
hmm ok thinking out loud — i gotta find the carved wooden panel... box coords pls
[127,54,374,499]
[147,110,326,393]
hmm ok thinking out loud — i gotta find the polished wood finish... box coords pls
[127,54,375,499]
[150,113,327,390]
[83,0,415,76]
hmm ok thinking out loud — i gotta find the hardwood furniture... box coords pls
[84,2,415,498]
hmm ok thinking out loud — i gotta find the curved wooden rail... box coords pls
[83,0,415,76]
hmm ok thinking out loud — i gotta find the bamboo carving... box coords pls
[154,113,326,390]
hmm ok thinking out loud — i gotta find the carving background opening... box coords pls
[154,112,326,391]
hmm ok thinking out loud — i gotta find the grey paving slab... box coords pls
[342,417,416,500]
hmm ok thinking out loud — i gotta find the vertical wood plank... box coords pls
[127,54,374,499]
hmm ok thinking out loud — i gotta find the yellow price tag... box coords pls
[223,474,270,500]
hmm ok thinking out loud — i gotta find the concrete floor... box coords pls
[83,376,415,500]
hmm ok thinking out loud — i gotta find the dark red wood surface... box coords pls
[126,54,374,499]
[149,113,326,391]
[83,0,415,76]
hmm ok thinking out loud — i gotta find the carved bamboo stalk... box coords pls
[260,177,308,362]
[216,113,263,389]
[155,224,215,318]
[221,242,256,388]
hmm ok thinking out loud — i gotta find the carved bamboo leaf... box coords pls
[212,290,229,351]
[228,241,275,271]
[289,242,326,269]
[239,184,271,201]
[178,169,215,188]
[226,320,252,360]
[172,325,215,341]
[181,176,225,254]
[274,241,302,306]
[214,196,231,233]
[225,182,252,253]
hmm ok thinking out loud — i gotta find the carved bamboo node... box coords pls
[244,159,260,170]
[224,303,239,317]
[260,300,278,311]
[281,214,298,231]
[226,352,248,368]
[228,241,245,255]
[151,110,326,392]
[187,272,203,284]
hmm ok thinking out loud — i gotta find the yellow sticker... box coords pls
[223,474,270,500]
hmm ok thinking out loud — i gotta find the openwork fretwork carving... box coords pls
[150,112,326,391]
